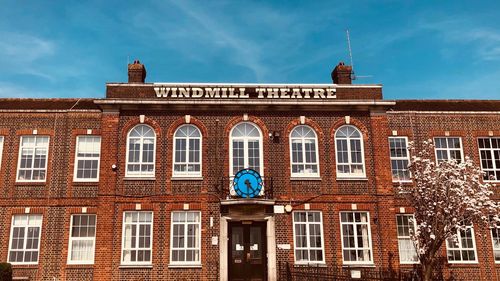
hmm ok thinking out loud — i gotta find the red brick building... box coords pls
[0,61,499,281]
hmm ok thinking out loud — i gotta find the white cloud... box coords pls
[0,32,57,80]
[417,18,500,61]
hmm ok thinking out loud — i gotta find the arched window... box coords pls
[126,125,156,177]
[173,125,202,177]
[335,125,365,177]
[290,125,319,177]
[230,122,263,175]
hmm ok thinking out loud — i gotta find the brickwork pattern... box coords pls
[0,100,498,280]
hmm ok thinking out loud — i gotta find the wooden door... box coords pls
[228,221,267,281]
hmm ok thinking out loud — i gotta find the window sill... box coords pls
[294,262,327,267]
[66,263,94,268]
[446,262,479,266]
[171,177,204,181]
[10,264,39,268]
[14,181,46,186]
[119,264,153,269]
[399,262,420,266]
[123,177,156,181]
[393,181,413,185]
[290,177,322,181]
[342,263,375,268]
[72,181,99,185]
[337,177,368,181]
[168,264,202,268]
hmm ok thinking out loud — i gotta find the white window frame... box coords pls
[125,125,156,177]
[172,125,202,178]
[446,223,478,264]
[396,214,419,264]
[340,211,374,265]
[120,211,153,265]
[73,136,101,182]
[289,125,320,178]
[67,214,97,265]
[169,211,202,266]
[292,211,326,264]
[389,137,411,182]
[491,224,500,263]
[229,122,264,176]
[478,137,500,182]
[16,136,50,182]
[0,136,4,170]
[434,137,464,163]
[7,214,43,265]
[335,125,366,178]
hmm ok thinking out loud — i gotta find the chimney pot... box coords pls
[331,62,352,84]
[128,59,147,83]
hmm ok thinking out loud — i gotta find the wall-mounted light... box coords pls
[285,204,293,213]
[269,131,280,143]
[111,164,117,171]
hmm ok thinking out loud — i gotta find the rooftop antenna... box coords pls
[346,29,372,80]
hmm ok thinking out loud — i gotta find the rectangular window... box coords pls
[478,137,500,181]
[17,136,49,182]
[8,214,43,264]
[0,136,3,170]
[396,214,418,263]
[68,214,96,264]
[446,223,477,263]
[74,136,101,182]
[492,226,500,263]
[293,211,325,264]
[121,212,153,265]
[170,211,201,265]
[434,137,463,163]
[340,211,373,264]
[389,137,411,182]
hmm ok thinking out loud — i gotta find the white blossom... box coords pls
[399,140,500,280]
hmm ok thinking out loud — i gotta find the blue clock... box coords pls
[232,169,263,198]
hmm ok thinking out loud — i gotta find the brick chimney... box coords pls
[128,60,147,83]
[331,62,352,84]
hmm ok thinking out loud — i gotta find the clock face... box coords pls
[232,169,263,198]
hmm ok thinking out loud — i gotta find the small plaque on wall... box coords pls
[277,244,291,250]
[273,206,285,214]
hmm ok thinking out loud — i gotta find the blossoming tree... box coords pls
[399,140,499,281]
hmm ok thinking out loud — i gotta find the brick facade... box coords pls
[0,63,499,281]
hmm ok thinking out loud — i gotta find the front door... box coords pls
[228,221,267,281]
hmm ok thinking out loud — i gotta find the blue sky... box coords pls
[1,0,499,99]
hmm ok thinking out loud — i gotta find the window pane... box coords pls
[9,215,42,264]
[171,212,201,264]
[293,212,324,263]
[127,126,155,175]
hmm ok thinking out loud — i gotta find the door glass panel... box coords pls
[249,226,262,261]
[231,226,244,263]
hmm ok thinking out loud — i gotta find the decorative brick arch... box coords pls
[283,117,325,177]
[225,116,269,139]
[166,116,208,139]
[165,116,208,179]
[121,117,162,139]
[330,117,369,139]
[223,116,270,177]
